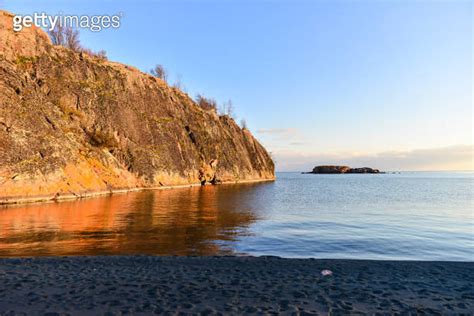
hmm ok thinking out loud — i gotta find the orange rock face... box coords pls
[0,10,275,204]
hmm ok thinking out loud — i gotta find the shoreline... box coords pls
[0,177,275,206]
[0,256,472,314]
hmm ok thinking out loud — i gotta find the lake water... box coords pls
[0,172,472,261]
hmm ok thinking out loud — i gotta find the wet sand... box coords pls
[0,256,472,314]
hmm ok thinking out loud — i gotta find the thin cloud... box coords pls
[256,128,306,149]
[256,128,299,135]
[289,141,307,146]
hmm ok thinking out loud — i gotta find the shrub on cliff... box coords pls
[150,64,168,82]
[81,48,108,60]
[196,94,217,112]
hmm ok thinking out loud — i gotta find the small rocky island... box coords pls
[306,165,381,174]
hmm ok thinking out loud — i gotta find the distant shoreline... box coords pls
[0,256,472,314]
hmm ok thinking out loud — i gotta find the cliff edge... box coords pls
[0,11,275,204]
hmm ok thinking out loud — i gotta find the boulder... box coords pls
[198,159,220,185]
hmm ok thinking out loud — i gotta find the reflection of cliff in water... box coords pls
[0,182,272,257]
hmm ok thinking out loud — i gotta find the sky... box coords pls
[3,0,473,171]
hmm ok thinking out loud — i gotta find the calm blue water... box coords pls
[0,172,473,261]
[232,172,474,261]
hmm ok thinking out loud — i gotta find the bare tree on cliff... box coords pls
[48,24,81,52]
[150,64,168,82]
[48,25,107,60]
[240,119,248,129]
[220,99,235,119]
[173,74,186,91]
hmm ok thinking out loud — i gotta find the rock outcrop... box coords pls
[308,165,380,174]
[0,11,275,204]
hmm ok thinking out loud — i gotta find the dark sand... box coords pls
[0,256,472,315]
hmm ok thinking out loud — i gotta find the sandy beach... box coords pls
[0,256,472,314]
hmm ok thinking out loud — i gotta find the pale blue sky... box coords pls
[3,0,472,170]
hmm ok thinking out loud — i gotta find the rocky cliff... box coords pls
[0,11,275,204]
